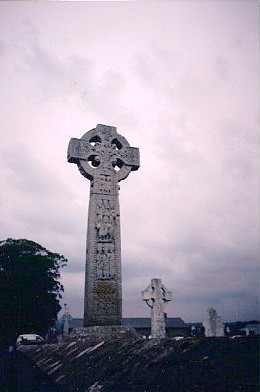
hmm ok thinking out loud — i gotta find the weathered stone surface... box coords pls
[21,336,260,392]
[203,308,224,337]
[68,124,140,327]
[69,326,139,342]
[142,278,172,338]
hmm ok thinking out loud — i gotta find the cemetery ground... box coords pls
[1,346,66,392]
[2,332,259,392]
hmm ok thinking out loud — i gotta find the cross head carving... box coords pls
[142,278,172,308]
[68,124,139,187]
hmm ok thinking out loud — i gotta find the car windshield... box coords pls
[17,334,44,344]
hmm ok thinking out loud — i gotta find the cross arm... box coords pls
[67,138,94,163]
[117,146,140,181]
[119,147,140,171]
[161,284,172,302]
[142,286,155,309]
[142,285,152,301]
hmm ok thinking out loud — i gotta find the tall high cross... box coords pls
[142,278,172,338]
[68,124,140,326]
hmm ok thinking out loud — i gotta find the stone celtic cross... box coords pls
[142,278,172,338]
[68,124,140,326]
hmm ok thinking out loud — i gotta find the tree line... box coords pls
[0,238,67,343]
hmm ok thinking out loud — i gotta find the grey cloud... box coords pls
[4,20,136,125]
[1,20,137,127]
[22,19,39,39]
[1,23,93,101]
[3,144,74,200]
[80,69,138,127]
[134,44,182,92]
[1,144,87,251]
[21,46,93,99]
[215,56,230,80]
[81,70,125,110]
[122,257,174,281]
[65,259,86,273]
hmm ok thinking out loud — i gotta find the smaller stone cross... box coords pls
[142,278,172,338]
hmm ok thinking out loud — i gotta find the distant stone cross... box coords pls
[142,278,172,338]
[68,124,140,326]
[62,304,72,337]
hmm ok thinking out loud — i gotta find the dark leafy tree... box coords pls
[0,238,67,340]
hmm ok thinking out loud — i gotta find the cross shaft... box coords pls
[68,124,140,326]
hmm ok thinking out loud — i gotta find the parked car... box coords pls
[16,334,45,346]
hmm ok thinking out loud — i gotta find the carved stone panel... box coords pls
[95,199,119,243]
[95,244,116,280]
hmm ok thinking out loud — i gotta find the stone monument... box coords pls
[68,124,140,327]
[142,278,172,338]
[203,308,224,337]
[61,304,73,336]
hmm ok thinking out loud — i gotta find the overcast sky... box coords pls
[1,1,259,323]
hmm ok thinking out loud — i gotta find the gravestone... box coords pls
[142,278,172,338]
[203,308,224,337]
[61,304,72,337]
[68,124,140,327]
